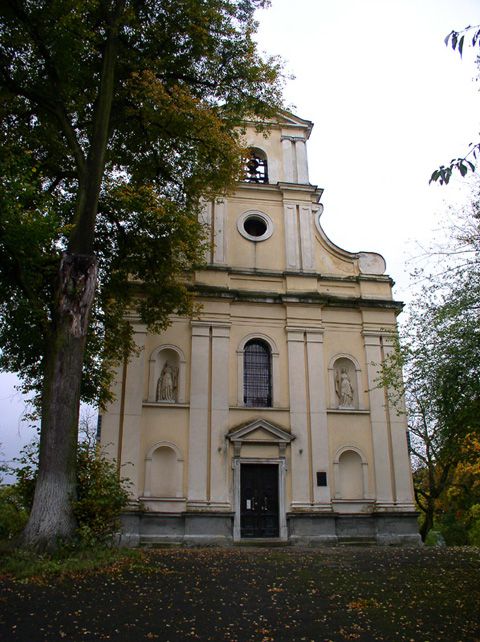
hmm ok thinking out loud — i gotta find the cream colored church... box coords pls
[101,111,421,545]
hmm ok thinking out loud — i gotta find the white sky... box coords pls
[1,0,480,472]
[256,0,480,297]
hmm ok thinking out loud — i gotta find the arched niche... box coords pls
[143,441,184,498]
[147,344,186,403]
[333,446,369,500]
[328,354,361,409]
[236,333,279,407]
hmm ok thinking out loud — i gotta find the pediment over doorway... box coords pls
[226,419,295,454]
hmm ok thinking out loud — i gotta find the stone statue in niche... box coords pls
[157,361,178,402]
[336,368,354,408]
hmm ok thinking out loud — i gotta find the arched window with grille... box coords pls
[243,339,272,407]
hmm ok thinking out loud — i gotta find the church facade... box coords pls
[100,111,421,545]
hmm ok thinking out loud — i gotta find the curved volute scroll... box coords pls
[313,204,387,277]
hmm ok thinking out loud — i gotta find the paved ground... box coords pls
[1,546,479,641]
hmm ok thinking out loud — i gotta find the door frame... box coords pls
[233,458,287,541]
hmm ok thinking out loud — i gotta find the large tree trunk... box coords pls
[21,254,97,551]
[20,4,121,551]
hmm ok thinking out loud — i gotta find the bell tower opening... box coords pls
[243,147,268,184]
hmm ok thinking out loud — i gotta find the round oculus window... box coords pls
[237,211,273,242]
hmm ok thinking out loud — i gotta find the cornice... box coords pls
[236,181,324,201]
[190,283,403,311]
[198,264,394,286]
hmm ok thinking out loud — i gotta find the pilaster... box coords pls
[382,335,417,507]
[209,324,231,507]
[363,332,394,506]
[305,330,330,505]
[187,322,210,505]
[284,202,300,270]
[295,139,309,183]
[281,137,294,182]
[213,198,227,265]
[287,328,310,506]
[120,325,147,495]
[299,205,315,271]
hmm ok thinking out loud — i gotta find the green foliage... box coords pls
[378,185,480,541]
[437,514,469,546]
[6,432,131,546]
[430,24,480,184]
[0,545,145,581]
[467,504,480,546]
[0,0,285,407]
[424,530,446,547]
[12,440,39,512]
[0,486,29,540]
[73,439,131,546]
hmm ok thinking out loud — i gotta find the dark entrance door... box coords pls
[240,464,279,538]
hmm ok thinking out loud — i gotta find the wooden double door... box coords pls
[240,463,279,538]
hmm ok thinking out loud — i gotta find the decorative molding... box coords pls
[226,418,295,446]
[237,210,274,242]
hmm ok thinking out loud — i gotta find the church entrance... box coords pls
[240,463,279,538]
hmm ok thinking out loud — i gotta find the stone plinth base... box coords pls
[288,511,421,546]
[119,511,234,547]
[118,510,421,547]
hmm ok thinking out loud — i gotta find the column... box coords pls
[187,322,210,506]
[287,328,310,507]
[209,324,231,507]
[363,332,394,506]
[306,331,330,505]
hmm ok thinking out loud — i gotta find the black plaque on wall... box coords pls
[316,471,327,487]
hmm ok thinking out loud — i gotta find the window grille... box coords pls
[243,149,268,184]
[244,340,272,407]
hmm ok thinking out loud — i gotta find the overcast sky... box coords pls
[256,0,480,297]
[1,0,480,472]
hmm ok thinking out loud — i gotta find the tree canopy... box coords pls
[0,0,284,548]
[0,0,284,406]
[379,184,480,540]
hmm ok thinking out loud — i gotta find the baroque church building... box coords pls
[101,111,421,545]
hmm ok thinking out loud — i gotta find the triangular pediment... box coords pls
[226,418,295,444]
[277,109,313,139]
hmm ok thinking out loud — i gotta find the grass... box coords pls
[0,541,146,581]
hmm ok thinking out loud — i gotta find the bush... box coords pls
[0,485,28,539]
[424,530,446,547]
[73,440,131,546]
[4,434,131,547]
[437,513,469,546]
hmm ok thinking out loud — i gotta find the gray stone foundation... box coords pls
[288,512,422,546]
[119,510,421,547]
